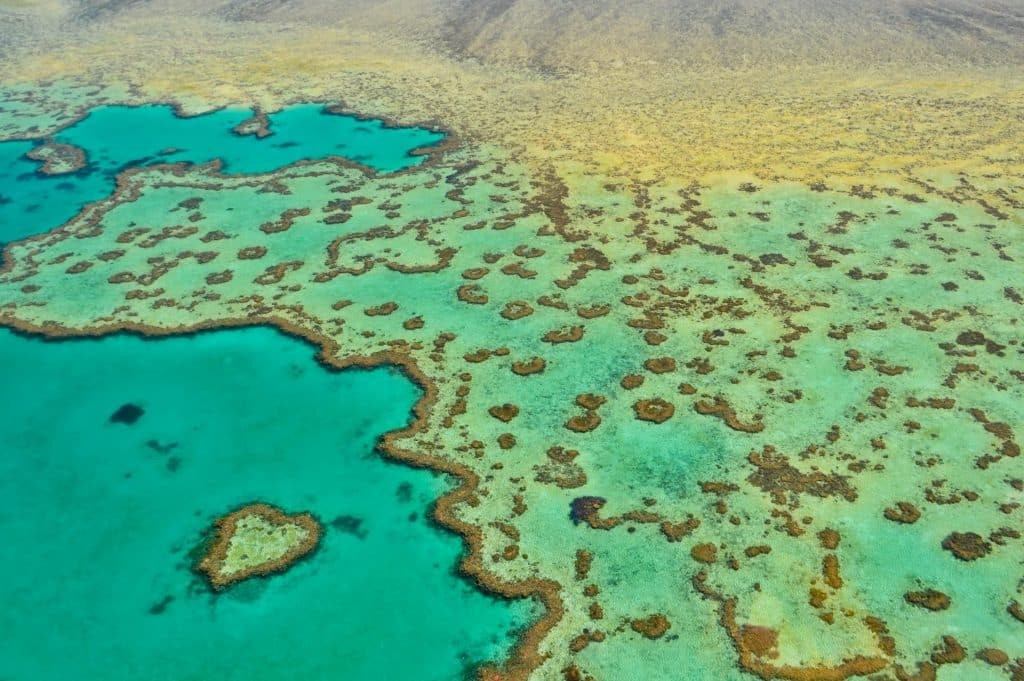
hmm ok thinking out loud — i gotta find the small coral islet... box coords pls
[196,503,322,590]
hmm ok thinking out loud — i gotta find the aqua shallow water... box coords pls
[0,326,533,680]
[0,102,445,247]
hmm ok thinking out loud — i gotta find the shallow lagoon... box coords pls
[0,326,533,680]
[0,102,445,247]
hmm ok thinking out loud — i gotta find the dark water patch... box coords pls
[148,595,174,615]
[330,514,368,539]
[146,440,178,454]
[110,402,144,424]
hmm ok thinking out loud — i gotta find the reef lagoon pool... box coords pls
[0,102,445,248]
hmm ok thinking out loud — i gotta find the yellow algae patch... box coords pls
[197,503,321,590]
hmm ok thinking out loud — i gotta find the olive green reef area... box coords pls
[0,1,1022,680]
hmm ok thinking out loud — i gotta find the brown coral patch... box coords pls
[501,300,534,320]
[941,532,991,561]
[740,625,779,659]
[260,207,310,234]
[321,211,350,225]
[818,528,841,550]
[253,261,303,285]
[205,270,233,285]
[577,304,610,319]
[822,554,843,589]
[488,403,520,423]
[884,502,921,524]
[930,636,966,665]
[620,374,644,389]
[574,550,592,580]
[695,397,764,433]
[66,261,92,274]
[548,447,579,464]
[977,648,1009,666]
[570,496,603,524]
[661,517,700,542]
[630,614,671,639]
[534,461,587,489]
[561,664,590,681]
[26,140,87,175]
[644,357,677,374]
[644,331,667,346]
[566,411,602,433]
[543,325,585,344]
[747,446,856,502]
[633,398,675,424]
[386,247,457,274]
[700,481,739,495]
[465,348,492,363]
[237,246,268,260]
[457,284,489,304]
[691,542,718,564]
[511,357,546,376]
[462,267,489,280]
[232,110,273,138]
[904,589,951,611]
[364,302,398,317]
[575,394,607,410]
[501,261,537,279]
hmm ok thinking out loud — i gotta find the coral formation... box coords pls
[196,503,321,590]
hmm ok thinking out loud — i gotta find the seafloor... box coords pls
[0,80,1021,681]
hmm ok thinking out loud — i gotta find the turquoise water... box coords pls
[0,103,445,247]
[0,326,532,680]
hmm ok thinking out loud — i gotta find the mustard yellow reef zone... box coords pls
[0,1,1023,678]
